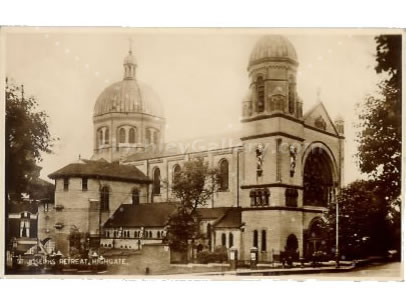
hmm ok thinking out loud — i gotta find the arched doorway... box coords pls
[304,217,328,258]
[303,146,336,207]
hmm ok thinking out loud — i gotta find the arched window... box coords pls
[146,129,151,144]
[219,159,229,191]
[100,186,110,211]
[261,230,267,252]
[172,164,181,184]
[152,167,161,195]
[253,230,258,248]
[98,129,103,147]
[154,131,160,145]
[129,127,136,143]
[157,231,161,238]
[104,128,109,144]
[221,233,227,247]
[256,76,265,113]
[119,127,126,143]
[132,188,140,205]
[229,233,234,248]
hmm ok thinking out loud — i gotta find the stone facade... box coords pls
[44,35,345,261]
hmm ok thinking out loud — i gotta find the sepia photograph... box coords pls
[2,27,403,280]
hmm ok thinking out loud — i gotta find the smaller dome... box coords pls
[249,35,298,67]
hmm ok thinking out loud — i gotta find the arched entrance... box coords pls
[303,145,337,207]
[304,217,328,258]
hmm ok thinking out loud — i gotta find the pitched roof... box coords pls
[104,203,178,228]
[123,131,243,163]
[48,159,151,183]
[196,207,230,220]
[213,207,242,228]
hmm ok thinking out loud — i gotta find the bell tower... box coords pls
[240,35,305,208]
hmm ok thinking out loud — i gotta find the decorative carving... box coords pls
[289,145,297,177]
[269,94,286,112]
[314,115,327,130]
[255,143,265,177]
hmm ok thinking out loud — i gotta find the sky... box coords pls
[4,28,390,184]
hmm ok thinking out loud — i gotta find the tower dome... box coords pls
[93,50,164,118]
[249,35,298,67]
[92,48,166,162]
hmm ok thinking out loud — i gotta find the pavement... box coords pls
[152,261,402,280]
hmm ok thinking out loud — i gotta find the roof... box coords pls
[249,35,298,67]
[104,203,178,228]
[123,131,243,163]
[94,79,164,118]
[8,201,38,214]
[48,159,151,183]
[196,207,230,220]
[213,208,242,228]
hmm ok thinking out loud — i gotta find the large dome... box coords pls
[94,79,164,117]
[249,35,298,67]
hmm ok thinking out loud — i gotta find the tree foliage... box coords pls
[166,158,220,252]
[5,78,57,199]
[356,35,401,205]
[323,180,391,259]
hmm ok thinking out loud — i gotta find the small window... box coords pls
[119,127,126,143]
[100,186,110,211]
[172,164,181,184]
[256,76,265,113]
[105,128,109,144]
[63,178,69,191]
[229,233,234,248]
[157,231,161,238]
[221,233,226,247]
[261,230,267,252]
[129,127,136,143]
[132,188,140,205]
[253,230,258,248]
[152,167,161,195]
[219,159,229,191]
[82,178,88,191]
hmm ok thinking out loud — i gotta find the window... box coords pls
[20,214,31,238]
[105,128,109,144]
[172,164,181,184]
[261,230,267,252]
[221,233,226,247]
[146,129,151,144]
[82,178,88,191]
[256,76,265,113]
[250,188,270,206]
[218,159,229,191]
[157,231,161,238]
[253,230,258,248]
[132,188,140,205]
[207,223,212,239]
[100,186,110,211]
[152,167,161,195]
[63,178,69,191]
[119,127,126,143]
[285,188,299,207]
[229,233,234,248]
[129,127,136,143]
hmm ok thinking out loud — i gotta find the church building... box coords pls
[43,35,345,262]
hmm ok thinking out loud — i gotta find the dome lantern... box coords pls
[123,48,137,80]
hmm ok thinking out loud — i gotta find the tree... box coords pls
[356,35,401,205]
[166,158,220,255]
[323,180,390,259]
[5,78,57,200]
[355,35,401,253]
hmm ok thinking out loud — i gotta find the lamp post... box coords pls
[334,188,340,269]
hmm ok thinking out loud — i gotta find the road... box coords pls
[270,262,403,280]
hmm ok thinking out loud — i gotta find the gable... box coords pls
[303,102,338,135]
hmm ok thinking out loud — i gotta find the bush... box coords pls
[197,246,228,264]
